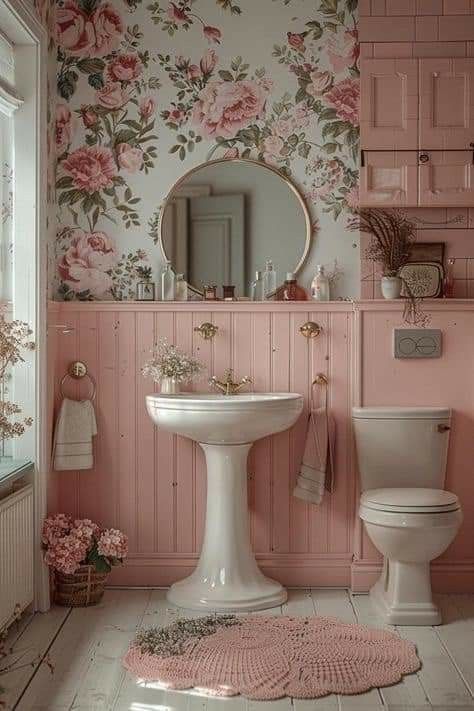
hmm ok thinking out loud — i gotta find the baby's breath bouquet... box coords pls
[142,338,204,393]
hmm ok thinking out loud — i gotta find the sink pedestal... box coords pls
[167,442,287,612]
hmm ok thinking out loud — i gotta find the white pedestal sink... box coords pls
[146,392,303,612]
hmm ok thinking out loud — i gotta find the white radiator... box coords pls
[0,485,34,630]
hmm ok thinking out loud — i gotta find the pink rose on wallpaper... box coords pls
[58,230,118,297]
[63,145,117,193]
[80,106,98,128]
[117,143,143,173]
[95,82,130,109]
[56,0,122,57]
[203,26,221,44]
[167,2,190,24]
[55,104,75,150]
[192,80,270,139]
[263,135,284,159]
[187,64,201,80]
[306,70,333,99]
[200,49,217,75]
[327,28,359,73]
[324,78,359,126]
[90,2,123,56]
[287,32,305,52]
[164,107,187,125]
[139,96,156,120]
[273,118,293,140]
[55,1,92,55]
[108,53,143,82]
[293,104,311,129]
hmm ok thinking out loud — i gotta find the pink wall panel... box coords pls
[353,303,474,592]
[49,302,355,587]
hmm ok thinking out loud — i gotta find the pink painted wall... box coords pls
[360,2,474,297]
[48,300,474,592]
[48,301,356,588]
[352,300,474,593]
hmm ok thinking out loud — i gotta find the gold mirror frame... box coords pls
[158,157,312,296]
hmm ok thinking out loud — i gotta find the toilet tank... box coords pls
[352,407,451,492]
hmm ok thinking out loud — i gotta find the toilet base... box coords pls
[370,559,441,626]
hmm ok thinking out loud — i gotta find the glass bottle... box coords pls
[175,273,187,301]
[443,258,455,298]
[161,261,175,301]
[311,265,330,301]
[251,270,265,301]
[276,272,308,301]
[263,260,277,298]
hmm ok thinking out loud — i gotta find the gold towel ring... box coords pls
[60,361,96,401]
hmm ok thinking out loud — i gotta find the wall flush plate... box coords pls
[394,329,442,359]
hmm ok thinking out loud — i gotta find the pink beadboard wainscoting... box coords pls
[47,301,356,588]
[351,300,474,594]
[47,300,474,592]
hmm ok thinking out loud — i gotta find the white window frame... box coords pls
[0,0,49,610]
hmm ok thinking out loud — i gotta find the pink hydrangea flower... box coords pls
[72,518,100,547]
[44,534,87,574]
[98,528,128,559]
[42,513,73,547]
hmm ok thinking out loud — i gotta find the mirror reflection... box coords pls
[160,159,310,297]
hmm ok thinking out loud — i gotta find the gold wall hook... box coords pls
[300,321,321,339]
[313,373,328,386]
[194,322,219,340]
[68,361,88,378]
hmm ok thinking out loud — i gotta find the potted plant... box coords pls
[142,338,204,394]
[358,208,416,299]
[42,515,128,607]
[358,209,430,326]
[0,309,35,458]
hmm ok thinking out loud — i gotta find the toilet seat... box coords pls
[361,487,460,514]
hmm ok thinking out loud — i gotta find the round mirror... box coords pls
[160,158,311,298]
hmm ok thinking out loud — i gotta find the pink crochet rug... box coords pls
[123,614,421,700]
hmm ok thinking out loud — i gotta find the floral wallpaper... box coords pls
[47,0,359,300]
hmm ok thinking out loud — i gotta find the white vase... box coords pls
[381,276,402,300]
[160,377,180,394]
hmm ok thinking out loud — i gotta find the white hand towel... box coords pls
[293,385,335,505]
[53,398,97,471]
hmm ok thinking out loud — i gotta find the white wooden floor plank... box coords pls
[15,589,150,711]
[311,590,384,710]
[0,605,70,710]
[350,594,429,709]
[396,624,474,708]
[430,595,474,700]
[9,589,474,711]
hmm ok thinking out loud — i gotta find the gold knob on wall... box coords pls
[194,322,219,340]
[299,321,322,339]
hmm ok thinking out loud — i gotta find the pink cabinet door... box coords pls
[419,59,474,150]
[360,151,418,207]
[361,59,418,150]
[418,151,474,207]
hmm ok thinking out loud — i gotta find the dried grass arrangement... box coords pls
[358,209,430,327]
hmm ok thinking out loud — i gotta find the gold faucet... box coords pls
[209,368,252,395]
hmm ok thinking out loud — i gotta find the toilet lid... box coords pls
[361,488,460,513]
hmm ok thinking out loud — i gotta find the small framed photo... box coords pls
[408,242,445,266]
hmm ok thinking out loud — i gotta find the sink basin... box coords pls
[146,391,303,612]
[146,392,303,445]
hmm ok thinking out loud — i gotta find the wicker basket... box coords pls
[54,564,108,607]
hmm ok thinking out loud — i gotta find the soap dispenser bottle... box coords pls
[161,260,175,301]
[311,265,330,301]
[276,273,308,301]
[251,270,265,301]
[263,260,277,298]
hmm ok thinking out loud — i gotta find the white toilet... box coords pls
[352,406,463,626]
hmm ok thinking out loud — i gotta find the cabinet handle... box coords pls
[419,153,430,164]
[470,142,474,164]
